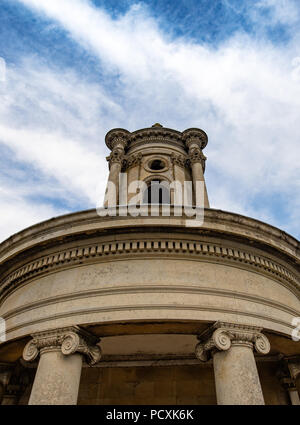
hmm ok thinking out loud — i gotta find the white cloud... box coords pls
[0,58,6,82]
[0,124,105,203]
[0,185,65,242]
[254,0,299,25]
[0,59,123,214]
[2,0,300,239]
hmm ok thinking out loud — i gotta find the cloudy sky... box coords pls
[0,0,299,242]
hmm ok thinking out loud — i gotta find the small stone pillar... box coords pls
[105,129,130,206]
[277,358,300,405]
[23,326,101,405]
[183,129,210,208]
[195,322,270,405]
[287,358,300,399]
[282,379,300,405]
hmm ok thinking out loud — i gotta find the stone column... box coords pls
[105,130,129,207]
[183,129,210,208]
[282,378,300,405]
[287,358,300,398]
[289,388,300,405]
[195,322,270,405]
[277,358,300,405]
[127,153,143,203]
[23,326,101,405]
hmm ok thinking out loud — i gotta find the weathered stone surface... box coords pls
[23,327,101,405]
[214,345,264,405]
[29,349,82,405]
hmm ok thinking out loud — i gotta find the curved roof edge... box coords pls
[0,207,299,267]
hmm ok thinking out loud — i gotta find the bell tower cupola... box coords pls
[105,124,210,208]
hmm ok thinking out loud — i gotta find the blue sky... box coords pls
[0,0,299,241]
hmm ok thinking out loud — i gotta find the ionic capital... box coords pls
[195,322,270,362]
[23,326,101,366]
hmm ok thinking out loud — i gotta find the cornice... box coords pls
[105,126,209,153]
[0,208,298,269]
[0,236,299,303]
[130,127,184,151]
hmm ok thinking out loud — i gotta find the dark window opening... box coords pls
[143,180,170,204]
[149,159,166,171]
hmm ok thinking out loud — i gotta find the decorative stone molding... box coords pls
[1,237,298,303]
[187,148,207,170]
[106,149,126,168]
[104,126,209,152]
[0,208,298,268]
[124,153,143,170]
[23,327,101,366]
[105,129,130,151]
[105,129,130,171]
[170,153,188,168]
[183,129,208,172]
[183,128,208,150]
[130,128,184,149]
[195,322,270,361]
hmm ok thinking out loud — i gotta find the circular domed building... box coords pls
[0,124,299,405]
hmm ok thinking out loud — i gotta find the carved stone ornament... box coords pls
[182,128,208,150]
[124,153,143,170]
[23,326,102,366]
[195,322,270,362]
[170,153,188,168]
[106,149,126,168]
[105,129,130,151]
[187,148,207,170]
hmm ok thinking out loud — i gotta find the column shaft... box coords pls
[288,388,300,405]
[29,348,82,405]
[213,343,265,405]
[191,162,210,208]
[196,322,270,405]
[296,374,300,396]
[108,162,122,205]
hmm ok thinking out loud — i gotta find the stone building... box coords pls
[0,124,299,405]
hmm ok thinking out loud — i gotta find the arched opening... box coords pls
[143,180,170,204]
